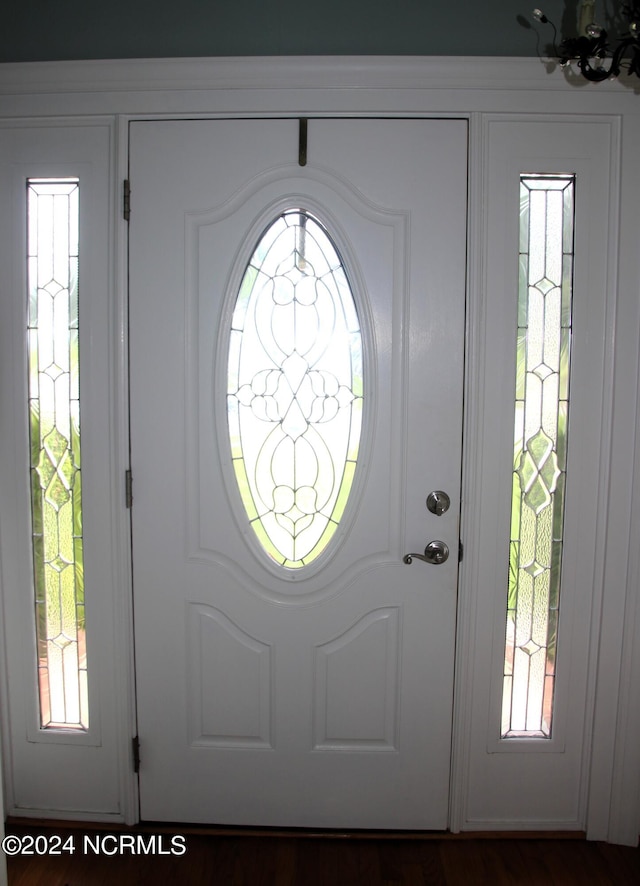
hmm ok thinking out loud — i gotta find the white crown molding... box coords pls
[0,55,638,118]
[0,55,571,94]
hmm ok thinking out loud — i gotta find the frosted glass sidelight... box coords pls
[227,210,363,569]
[501,175,574,739]
[27,178,88,729]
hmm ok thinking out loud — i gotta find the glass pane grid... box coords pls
[228,210,363,569]
[502,174,575,740]
[27,177,88,731]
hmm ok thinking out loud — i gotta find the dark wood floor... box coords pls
[4,823,640,885]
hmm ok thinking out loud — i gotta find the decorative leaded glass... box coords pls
[227,210,363,569]
[501,175,575,739]
[27,178,88,729]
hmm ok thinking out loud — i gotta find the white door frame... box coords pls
[0,57,639,847]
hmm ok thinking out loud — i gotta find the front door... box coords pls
[129,118,467,828]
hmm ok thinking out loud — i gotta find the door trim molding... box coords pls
[0,55,638,846]
[0,56,638,119]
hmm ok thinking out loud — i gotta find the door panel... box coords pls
[129,118,467,828]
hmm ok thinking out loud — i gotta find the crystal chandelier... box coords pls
[532,1,640,80]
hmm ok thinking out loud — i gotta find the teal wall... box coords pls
[3,1,575,63]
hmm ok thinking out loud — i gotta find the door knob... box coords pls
[403,540,450,565]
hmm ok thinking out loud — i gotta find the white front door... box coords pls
[129,118,467,828]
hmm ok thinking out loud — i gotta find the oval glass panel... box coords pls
[227,209,363,569]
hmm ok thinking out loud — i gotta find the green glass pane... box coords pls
[519,182,530,254]
[515,333,526,400]
[508,541,519,610]
[72,467,83,539]
[69,329,79,401]
[29,400,41,467]
[510,476,522,541]
[563,182,574,254]
[552,472,566,541]
[69,256,79,330]
[518,254,528,328]
[549,541,563,610]
[32,535,45,603]
[562,255,573,328]
[513,401,525,460]
[546,608,558,671]
[74,537,84,603]
[28,330,39,397]
[556,401,569,471]
[559,328,571,401]
[30,469,43,538]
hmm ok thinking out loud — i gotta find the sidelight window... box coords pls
[27,178,88,730]
[501,175,575,738]
[227,209,363,569]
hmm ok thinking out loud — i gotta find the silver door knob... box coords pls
[426,490,450,516]
[403,540,450,565]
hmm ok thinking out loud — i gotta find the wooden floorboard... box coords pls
[3,823,640,885]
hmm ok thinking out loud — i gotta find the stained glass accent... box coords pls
[227,210,363,569]
[27,178,88,729]
[501,175,575,739]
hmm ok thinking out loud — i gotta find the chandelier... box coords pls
[532,1,640,81]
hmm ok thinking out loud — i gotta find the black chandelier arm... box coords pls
[558,32,640,81]
[533,6,640,83]
[612,35,640,76]
[559,33,610,80]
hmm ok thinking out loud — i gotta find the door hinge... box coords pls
[123,179,131,222]
[125,469,133,509]
[298,118,308,167]
[132,735,140,774]
[458,540,464,563]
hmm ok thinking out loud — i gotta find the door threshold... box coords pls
[6,817,586,841]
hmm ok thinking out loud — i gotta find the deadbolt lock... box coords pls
[426,490,450,516]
